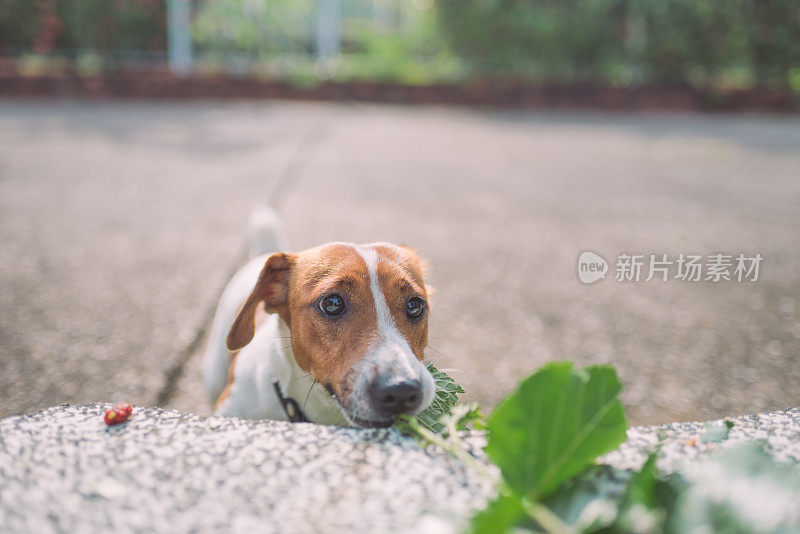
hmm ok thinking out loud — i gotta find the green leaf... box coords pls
[671,442,800,534]
[541,465,623,531]
[602,452,683,534]
[700,419,734,443]
[440,402,486,438]
[624,452,660,504]
[485,361,628,500]
[468,492,528,534]
[541,452,684,533]
[394,363,464,435]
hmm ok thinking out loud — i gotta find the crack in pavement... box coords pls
[154,118,331,407]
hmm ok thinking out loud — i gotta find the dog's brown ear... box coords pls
[227,252,295,351]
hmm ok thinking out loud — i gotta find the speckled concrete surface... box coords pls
[0,404,494,534]
[1,405,798,533]
[602,406,800,472]
[2,101,800,426]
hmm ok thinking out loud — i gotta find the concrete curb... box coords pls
[1,404,798,533]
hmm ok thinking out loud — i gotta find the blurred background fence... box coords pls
[1,0,799,92]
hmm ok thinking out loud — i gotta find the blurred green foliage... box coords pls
[192,0,315,55]
[437,0,800,89]
[1,0,798,90]
[331,6,464,84]
[191,0,463,83]
[0,0,166,55]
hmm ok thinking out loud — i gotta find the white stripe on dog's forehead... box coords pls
[353,245,400,342]
[319,242,408,345]
[353,244,417,379]
[320,241,402,254]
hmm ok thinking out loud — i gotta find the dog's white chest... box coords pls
[215,315,347,426]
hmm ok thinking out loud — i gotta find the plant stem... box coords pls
[522,498,574,534]
[411,422,497,482]
[409,419,572,534]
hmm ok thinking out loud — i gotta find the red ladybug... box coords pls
[104,403,133,426]
[114,403,133,418]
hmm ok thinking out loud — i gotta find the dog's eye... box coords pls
[319,294,345,316]
[406,297,426,319]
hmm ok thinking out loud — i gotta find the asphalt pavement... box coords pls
[1,99,799,425]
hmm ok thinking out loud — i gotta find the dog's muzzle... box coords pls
[338,341,435,427]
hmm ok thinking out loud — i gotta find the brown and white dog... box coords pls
[202,208,435,428]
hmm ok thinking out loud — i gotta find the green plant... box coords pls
[435,0,800,89]
[192,0,315,56]
[0,0,166,54]
[400,360,800,533]
[395,363,466,435]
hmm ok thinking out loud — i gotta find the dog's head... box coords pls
[227,242,435,428]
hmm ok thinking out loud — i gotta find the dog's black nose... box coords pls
[372,378,422,416]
